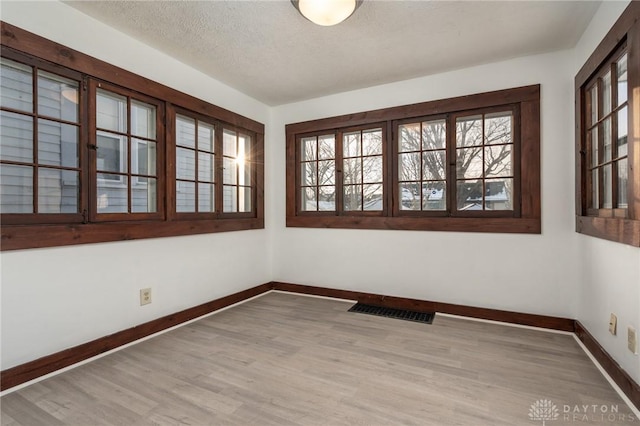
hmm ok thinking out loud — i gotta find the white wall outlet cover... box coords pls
[628,326,637,355]
[609,313,617,335]
[140,288,152,306]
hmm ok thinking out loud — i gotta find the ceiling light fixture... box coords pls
[291,0,362,27]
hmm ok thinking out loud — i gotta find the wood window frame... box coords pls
[0,22,264,251]
[0,48,87,226]
[286,85,540,234]
[575,2,640,247]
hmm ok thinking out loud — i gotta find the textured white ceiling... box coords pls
[64,0,600,106]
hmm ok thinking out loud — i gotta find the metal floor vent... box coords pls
[348,303,434,324]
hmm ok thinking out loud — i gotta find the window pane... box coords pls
[301,161,317,185]
[133,139,156,176]
[456,115,482,147]
[362,129,382,155]
[617,158,627,209]
[318,135,335,159]
[198,152,214,182]
[176,115,196,148]
[223,129,237,156]
[239,187,251,212]
[617,106,627,158]
[198,183,214,212]
[423,120,446,150]
[484,145,512,178]
[344,158,361,184]
[422,151,445,181]
[38,119,78,168]
[363,184,382,211]
[198,122,214,152]
[223,157,237,184]
[176,147,195,180]
[0,164,33,213]
[422,182,446,211]
[176,180,195,212]
[602,71,612,117]
[131,100,156,139]
[344,184,362,211]
[38,168,78,213]
[237,140,250,186]
[590,127,599,167]
[97,131,127,174]
[223,185,237,212]
[302,137,317,161]
[457,180,483,211]
[456,147,482,179]
[344,132,360,157]
[362,156,382,184]
[1,58,32,112]
[617,54,627,106]
[485,178,512,210]
[36,70,78,123]
[97,90,127,133]
[399,123,420,153]
[399,152,419,181]
[313,159,333,185]
[0,111,33,163]
[485,112,512,144]
[399,183,418,210]
[301,187,317,211]
[318,186,335,211]
[132,177,156,213]
[589,85,598,126]
[97,173,128,213]
[591,169,599,209]
[602,164,612,209]
[603,117,612,162]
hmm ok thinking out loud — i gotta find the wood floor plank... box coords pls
[1,292,635,425]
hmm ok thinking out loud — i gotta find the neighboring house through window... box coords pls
[286,85,540,233]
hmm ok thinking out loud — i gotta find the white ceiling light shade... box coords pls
[292,0,362,26]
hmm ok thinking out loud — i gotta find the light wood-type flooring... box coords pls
[1,292,636,425]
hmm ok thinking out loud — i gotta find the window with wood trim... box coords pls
[286,85,540,233]
[575,2,639,247]
[0,22,264,251]
[0,54,84,225]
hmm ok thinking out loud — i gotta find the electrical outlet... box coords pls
[140,288,152,306]
[609,313,617,335]
[629,327,637,355]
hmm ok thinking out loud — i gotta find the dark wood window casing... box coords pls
[0,22,264,251]
[286,85,540,234]
[575,2,640,247]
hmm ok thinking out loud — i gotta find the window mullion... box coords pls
[447,114,456,216]
[32,66,38,214]
[194,120,199,212]
[336,131,344,215]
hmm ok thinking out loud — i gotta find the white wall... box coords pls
[269,50,579,319]
[571,0,640,385]
[0,1,271,370]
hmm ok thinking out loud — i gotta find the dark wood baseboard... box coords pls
[0,283,273,391]
[575,321,640,409]
[3,280,638,412]
[271,281,576,331]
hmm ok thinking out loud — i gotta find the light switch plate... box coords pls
[609,313,617,335]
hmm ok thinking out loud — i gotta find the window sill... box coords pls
[1,217,264,251]
[287,215,540,234]
[576,215,640,247]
